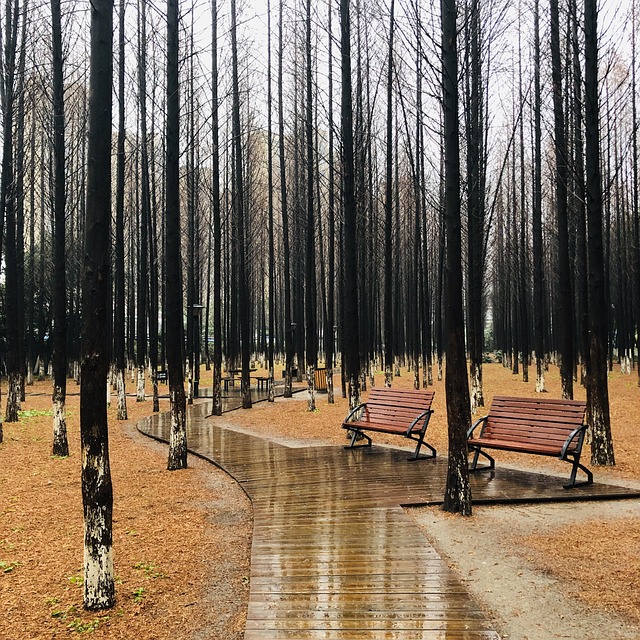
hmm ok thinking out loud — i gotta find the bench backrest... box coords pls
[363,388,435,428]
[482,396,587,451]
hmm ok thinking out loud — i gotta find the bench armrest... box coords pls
[560,423,587,459]
[467,415,488,439]
[405,410,433,437]
[343,403,366,424]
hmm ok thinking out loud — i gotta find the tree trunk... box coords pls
[81,0,115,610]
[211,0,223,415]
[166,0,187,469]
[51,0,69,455]
[340,0,361,409]
[278,0,294,399]
[441,0,472,516]
[2,0,20,424]
[114,0,127,420]
[532,0,546,393]
[383,0,395,389]
[584,0,614,465]
[230,0,251,410]
[550,0,573,399]
[305,0,317,411]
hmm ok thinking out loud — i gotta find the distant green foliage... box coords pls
[18,409,53,419]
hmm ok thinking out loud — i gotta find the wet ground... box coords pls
[137,389,639,639]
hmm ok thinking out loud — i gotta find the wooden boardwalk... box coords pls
[138,398,639,639]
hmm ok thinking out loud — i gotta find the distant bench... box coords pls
[467,395,592,488]
[342,387,436,461]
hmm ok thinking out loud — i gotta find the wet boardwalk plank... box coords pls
[138,398,639,639]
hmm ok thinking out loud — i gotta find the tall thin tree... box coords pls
[114,0,127,420]
[81,0,115,610]
[211,0,223,415]
[230,0,252,409]
[584,0,615,465]
[305,0,317,411]
[51,0,69,455]
[340,0,361,409]
[441,0,472,515]
[550,0,573,399]
[166,0,187,469]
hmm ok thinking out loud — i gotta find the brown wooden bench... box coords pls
[467,395,592,488]
[342,388,436,460]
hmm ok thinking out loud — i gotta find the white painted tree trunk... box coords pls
[52,393,68,457]
[136,366,145,402]
[384,366,392,388]
[106,381,110,408]
[83,504,114,610]
[469,363,483,415]
[268,366,275,402]
[307,364,316,411]
[536,366,547,393]
[437,357,443,382]
[327,367,334,404]
[5,372,21,421]
[167,389,187,470]
[369,361,375,388]
[27,361,34,386]
[116,369,127,420]
[413,359,420,390]
[186,358,193,405]
[348,375,360,411]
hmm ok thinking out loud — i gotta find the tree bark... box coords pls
[211,0,223,415]
[51,0,69,455]
[2,0,21,424]
[584,0,614,465]
[340,0,361,409]
[81,0,115,610]
[532,0,546,393]
[166,0,187,469]
[550,0,573,399]
[441,0,472,516]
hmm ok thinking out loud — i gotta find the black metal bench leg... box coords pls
[469,448,495,472]
[343,429,372,450]
[564,456,594,488]
[408,431,436,461]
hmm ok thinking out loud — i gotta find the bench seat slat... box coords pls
[468,437,571,456]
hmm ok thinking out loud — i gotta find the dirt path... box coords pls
[410,493,640,640]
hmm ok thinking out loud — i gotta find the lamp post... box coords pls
[190,303,205,398]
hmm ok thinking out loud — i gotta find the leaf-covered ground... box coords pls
[1,361,638,639]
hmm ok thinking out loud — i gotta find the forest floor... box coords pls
[1,361,639,639]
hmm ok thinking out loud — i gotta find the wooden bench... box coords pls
[467,395,592,488]
[342,388,436,460]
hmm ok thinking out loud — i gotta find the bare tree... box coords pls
[51,0,69,455]
[340,0,361,409]
[166,0,187,469]
[441,0,472,516]
[81,0,115,610]
[584,0,614,465]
